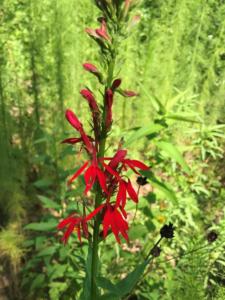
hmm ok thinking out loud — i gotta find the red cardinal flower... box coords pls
[103,149,149,175]
[68,158,108,195]
[57,214,87,244]
[102,204,129,243]
[58,204,105,244]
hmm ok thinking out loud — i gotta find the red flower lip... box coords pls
[68,159,108,195]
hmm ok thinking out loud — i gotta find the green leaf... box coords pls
[155,141,190,174]
[100,260,149,298]
[165,113,201,123]
[30,274,45,290]
[33,178,53,188]
[38,195,61,210]
[24,219,58,231]
[142,171,177,202]
[37,246,58,257]
[125,123,163,146]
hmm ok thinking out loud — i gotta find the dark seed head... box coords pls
[150,246,161,257]
[136,176,148,186]
[160,223,175,239]
[207,231,218,243]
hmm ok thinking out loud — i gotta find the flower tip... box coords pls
[123,90,139,97]
[83,62,98,73]
[112,78,122,90]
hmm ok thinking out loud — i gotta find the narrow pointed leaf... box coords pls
[155,141,190,174]
[125,123,163,146]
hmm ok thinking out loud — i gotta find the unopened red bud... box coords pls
[83,63,98,73]
[122,90,138,97]
[80,89,99,112]
[112,78,122,90]
[65,109,82,130]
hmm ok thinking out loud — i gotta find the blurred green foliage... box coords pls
[0,0,225,299]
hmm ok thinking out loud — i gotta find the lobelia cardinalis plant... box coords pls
[57,1,174,299]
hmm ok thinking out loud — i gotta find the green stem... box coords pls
[90,21,119,300]
[91,138,106,300]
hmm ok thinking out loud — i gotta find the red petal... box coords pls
[125,159,149,170]
[57,215,77,229]
[61,222,76,244]
[116,181,127,208]
[109,149,127,169]
[126,180,138,203]
[86,204,105,221]
[102,162,121,180]
[68,161,89,185]
[84,165,96,194]
[96,168,108,194]
[65,109,82,130]
[61,137,82,144]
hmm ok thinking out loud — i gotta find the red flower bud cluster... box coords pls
[57,3,145,245]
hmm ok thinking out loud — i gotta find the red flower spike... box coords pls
[83,62,98,73]
[105,89,114,130]
[112,78,122,91]
[122,90,139,97]
[103,205,129,244]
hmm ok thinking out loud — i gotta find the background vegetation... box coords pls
[0,0,225,299]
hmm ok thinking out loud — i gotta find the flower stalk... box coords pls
[57,1,146,299]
